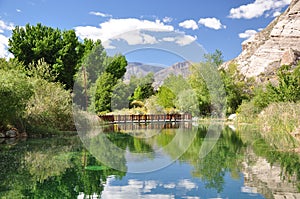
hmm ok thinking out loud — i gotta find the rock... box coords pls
[221,0,300,79]
[5,129,18,138]
[0,132,5,138]
[0,138,4,144]
[5,138,17,145]
[228,114,237,121]
[280,48,299,66]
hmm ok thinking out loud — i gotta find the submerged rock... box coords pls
[0,132,5,138]
[5,138,17,145]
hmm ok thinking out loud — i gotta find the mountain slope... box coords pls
[124,61,191,88]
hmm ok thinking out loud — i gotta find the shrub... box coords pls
[0,69,33,130]
[257,102,300,149]
[25,78,74,131]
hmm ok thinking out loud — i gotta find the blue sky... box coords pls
[0,0,291,66]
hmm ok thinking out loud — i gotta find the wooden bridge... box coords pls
[99,113,192,123]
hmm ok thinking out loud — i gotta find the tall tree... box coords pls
[105,55,127,80]
[94,72,116,114]
[8,23,85,89]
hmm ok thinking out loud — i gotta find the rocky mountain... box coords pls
[124,61,191,88]
[222,0,300,82]
[123,62,165,82]
[153,61,191,88]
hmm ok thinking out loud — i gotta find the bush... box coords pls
[25,78,74,131]
[0,69,33,130]
[257,102,300,149]
[236,100,260,123]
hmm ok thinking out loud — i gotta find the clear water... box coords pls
[0,123,300,199]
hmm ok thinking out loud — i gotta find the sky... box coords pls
[0,0,292,66]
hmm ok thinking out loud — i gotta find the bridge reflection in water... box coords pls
[101,121,193,134]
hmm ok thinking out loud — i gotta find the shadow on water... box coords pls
[0,122,300,198]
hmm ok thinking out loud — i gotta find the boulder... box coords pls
[0,132,5,138]
[280,48,299,66]
[5,129,18,138]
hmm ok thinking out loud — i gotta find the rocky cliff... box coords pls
[223,0,300,81]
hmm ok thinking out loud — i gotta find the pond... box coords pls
[0,122,300,199]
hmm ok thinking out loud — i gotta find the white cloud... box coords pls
[0,34,13,59]
[16,9,21,13]
[175,35,197,46]
[74,18,202,49]
[239,29,257,38]
[198,18,226,30]
[228,0,291,19]
[162,37,175,42]
[179,20,198,30]
[163,17,173,23]
[0,20,14,33]
[0,20,14,59]
[75,18,174,41]
[89,11,112,18]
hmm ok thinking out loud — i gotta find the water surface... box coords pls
[0,123,300,198]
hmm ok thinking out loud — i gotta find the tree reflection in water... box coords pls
[0,123,300,198]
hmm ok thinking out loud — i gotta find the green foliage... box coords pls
[220,69,250,114]
[163,74,190,96]
[8,23,87,89]
[267,64,300,103]
[105,55,127,80]
[175,89,199,115]
[144,95,164,114]
[81,40,107,84]
[204,49,224,67]
[189,63,211,115]
[25,78,74,131]
[0,69,33,129]
[257,102,300,149]
[249,63,300,113]
[131,83,155,102]
[157,86,176,108]
[236,100,261,123]
[26,58,58,82]
[94,72,116,114]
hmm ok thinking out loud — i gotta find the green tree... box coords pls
[81,40,106,84]
[8,23,85,89]
[267,64,300,103]
[157,86,176,108]
[105,55,127,80]
[94,72,116,114]
[189,63,211,115]
[163,74,190,96]
[175,89,199,115]
[204,49,224,67]
[131,83,155,102]
[252,63,300,111]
